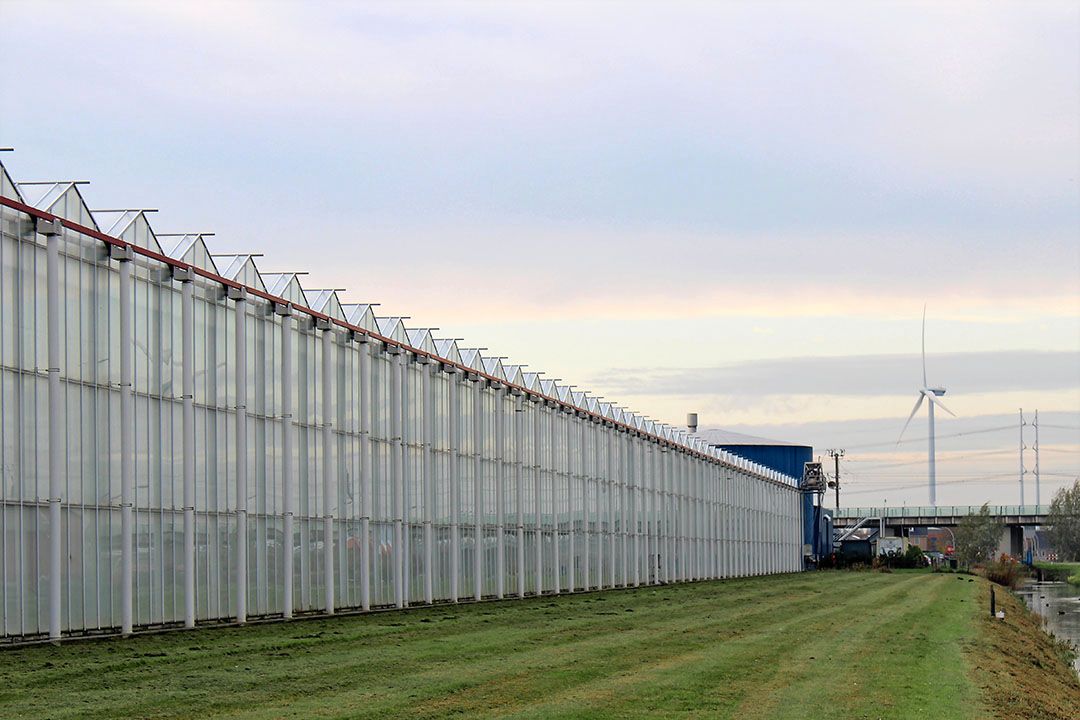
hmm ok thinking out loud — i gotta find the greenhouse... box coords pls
[0,156,804,642]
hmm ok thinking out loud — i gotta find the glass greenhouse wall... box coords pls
[0,159,803,641]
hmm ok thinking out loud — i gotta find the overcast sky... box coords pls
[2,0,1077,505]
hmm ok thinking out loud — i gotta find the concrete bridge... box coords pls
[833,505,1050,529]
[833,505,1051,556]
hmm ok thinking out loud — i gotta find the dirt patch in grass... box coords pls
[966,580,1080,720]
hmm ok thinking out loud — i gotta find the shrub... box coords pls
[875,546,926,569]
[982,555,1028,589]
[956,504,1004,567]
[1046,480,1080,561]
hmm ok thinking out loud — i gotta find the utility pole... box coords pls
[827,449,845,509]
[1033,410,1040,508]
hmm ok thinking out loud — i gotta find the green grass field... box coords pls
[0,571,1076,719]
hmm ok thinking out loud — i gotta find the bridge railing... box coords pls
[833,505,1050,520]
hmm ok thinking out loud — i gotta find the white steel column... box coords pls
[722,467,729,578]
[695,460,701,579]
[650,444,658,585]
[473,378,483,602]
[596,418,604,587]
[566,411,575,592]
[667,449,675,584]
[319,322,335,614]
[673,455,682,578]
[533,399,543,594]
[736,473,742,577]
[514,392,525,598]
[705,463,713,579]
[180,272,196,627]
[401,357,411,605]
[607,427,615,589]
[740,473,746,577]
[711,465,719,579]
[44,221,63,640]
[631,435,640,587]
[667,448,673,582]
[738,471,745,577]
[117,247,134,635]
[276,303,294,618]
[390,347,404,608]
[550,404,560,595]
[494,386,505,599]
[448,367,461,602]
[622,431,630,587]
[728,466,735,578]
[422,358,434,605]
[580,415,590,590]
[229,285,248,624]
[358,337,372,611]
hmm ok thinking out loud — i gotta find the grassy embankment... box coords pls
[1035,561,1080,587]
[0,571,1077,719]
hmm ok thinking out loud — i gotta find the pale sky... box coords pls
[2,0,1078,506]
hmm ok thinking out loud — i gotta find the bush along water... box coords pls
[981,554,1029,589]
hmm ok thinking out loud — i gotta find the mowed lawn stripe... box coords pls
[491,573,920,719]
[735,573,981,720]
[211,577,842,719]
[0,573,991,720]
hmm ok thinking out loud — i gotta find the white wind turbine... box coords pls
[898,307,956,506]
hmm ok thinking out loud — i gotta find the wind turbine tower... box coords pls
[898,308,956,506]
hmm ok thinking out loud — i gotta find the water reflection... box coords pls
[1016,581,1080,677]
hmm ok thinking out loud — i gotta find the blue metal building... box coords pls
[697,430,822,561]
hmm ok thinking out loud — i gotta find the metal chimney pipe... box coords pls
[687,412,699,434]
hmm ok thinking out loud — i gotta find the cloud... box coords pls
[598,350,1080,397]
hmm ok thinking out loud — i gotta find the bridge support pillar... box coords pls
[1009,526,1024,557]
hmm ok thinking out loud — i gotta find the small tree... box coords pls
[955,503,1003,567]
[1046,480,1080,561]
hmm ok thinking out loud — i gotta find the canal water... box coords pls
[1016,581,1080,677]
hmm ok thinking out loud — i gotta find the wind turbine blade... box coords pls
[926,393,956,417]
[898,394,925,443]
[922,304,927,388]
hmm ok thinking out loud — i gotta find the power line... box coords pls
[842,474,1077,495]
[844,424,1015,450]
[842,448,1021,470]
